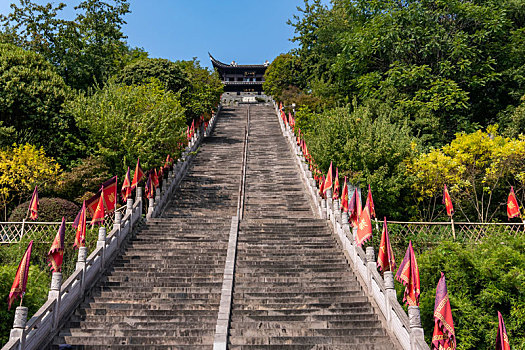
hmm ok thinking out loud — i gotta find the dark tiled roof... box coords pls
[209,53,268,69]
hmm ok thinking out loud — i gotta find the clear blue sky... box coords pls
[0,0,327,68]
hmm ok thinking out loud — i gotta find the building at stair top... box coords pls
[209,53,269,93]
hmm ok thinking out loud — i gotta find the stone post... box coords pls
[334,199,341,224]
[366,246,376,292]
[114,211,122,245]
[384,271,396,323]
[326,188,333,221]
[9,306,28,347]
[409,306,425,350]
[49,272,62,329]
[76,246,88,293]
[136,187,143,219]
[320,197,327,220]
[97,226,106,270]
[147,197,154,219]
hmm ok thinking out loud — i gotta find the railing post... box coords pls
[76,246,87,293]
[384,271,395,323]
[320,197,327,220]
[136,187,143,219]
[408,306,425,350]
[97,226,106,270]
[114,211,122,245]
[146,197,154,219]
[333,199,341,225]
[49,271,62,330]
[326,188,333,221]
[365,246,376,292]
[155,187,161,215]
[9,306,28,349]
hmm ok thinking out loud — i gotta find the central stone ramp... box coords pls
[229,105,397,349]
[52,107,247,349]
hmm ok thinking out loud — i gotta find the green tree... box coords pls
[304,100,419,219]
[0,43,82,165]
[263,53,303,101]
[406,126,525,222]
[175,58,223,123]
[65,80,187,175]
[114,57,190,95]
[0,0,131,90]
[289,0,525,145]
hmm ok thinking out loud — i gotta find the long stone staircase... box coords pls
[228,105,396,349]
[52,107,246,349]
[50,104,399,349]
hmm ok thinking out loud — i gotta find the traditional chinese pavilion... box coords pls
[209,53,269,93]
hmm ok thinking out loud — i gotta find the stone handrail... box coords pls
[2,107,221,350]
[273,102,430,350]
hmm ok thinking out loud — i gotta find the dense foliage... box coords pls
[302,101,419,219]
[9,198,79,222]
[416,233,525,350]
[0,0,131,91]
[0,43,81,164]
[407,126,525,222]
[66,80,187,176]
[0,144,61,221]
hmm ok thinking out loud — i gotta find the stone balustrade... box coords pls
[1,107,221,350]
[274,102,431,350]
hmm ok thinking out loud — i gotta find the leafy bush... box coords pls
[8,198,79,222]
[0,144,61,220]
[0,43,83,165]
[54,156,111,203]
[175,59,223,123]
[406,126,525,222]
[303,100,419,219]
[415,233,525,350]
[65,79,187,175]
[114,57,190,95]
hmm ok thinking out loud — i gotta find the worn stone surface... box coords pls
[50,104,398,349]
[229,105,396,349]
[51,107,247,349]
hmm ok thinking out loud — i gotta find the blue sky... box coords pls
[0,0,327,68]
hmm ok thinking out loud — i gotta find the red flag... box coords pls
[349,188,362,227]
[8,240,33,310]
[366,184,376,218]
[507,186,520,219]
[432,272,456,350]
[443,184,454,217]
[341,177,349,213]
[377,217,396,273]
[73,201,87,249]
[131,157,144,190]
[28,186,39,220]
[323,162,333,195]
[86,176,117,215]
[48,217,66,272]
[395,241,421,307]
[496,311,511,350]
[355,204,372,247]
[333,168,340,200]
[319,175,325,198]
[91,186,106,226]
[152,169,159,189]
[121,167,132,201]
[165,154,172,168]
[145,173,154,199]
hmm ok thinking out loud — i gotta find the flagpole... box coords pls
[450,217,456,240]
[19,294,24,307]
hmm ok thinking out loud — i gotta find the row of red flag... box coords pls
[10,112,217,312]
[10,154,174,310]
[279,102,513,350]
